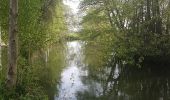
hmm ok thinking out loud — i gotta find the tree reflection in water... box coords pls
[102,64,170,100]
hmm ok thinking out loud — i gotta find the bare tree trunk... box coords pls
[146,0,152,33]
[166,1,170,34]
[6,0,18,88]
[155,0,162,34]
[0,26,2,70]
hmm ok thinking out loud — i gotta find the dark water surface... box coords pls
[55,41,170,100]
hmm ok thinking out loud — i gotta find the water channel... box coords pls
[54,41,170,100]
[55,41,103,100]
[54,0,170,99]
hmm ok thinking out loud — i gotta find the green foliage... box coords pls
[79,9,115,81]
[0,0,66,99]
[80,0,170,67]
[0,43,65,99]
[79,1,170,99]
[64,33,81,41]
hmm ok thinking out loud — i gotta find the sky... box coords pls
[63,0,81,32]
[63,0,80,14]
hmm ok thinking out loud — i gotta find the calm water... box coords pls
[55,41,103,100]
[55,41,170,100]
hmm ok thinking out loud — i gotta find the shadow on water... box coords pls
[102,63,170,100]
[78,63,170,100]
[54,41,170,100]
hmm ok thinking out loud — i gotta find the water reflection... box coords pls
[56,41,89,100]
[103,65,170,100]
[55,41,170,100]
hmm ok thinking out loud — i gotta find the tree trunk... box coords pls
[146,0,151,21]
[146,0,152,33]
[166,1,170,34]
[6,0,18,88]
[155,0,162,34]
[0,26,2,70]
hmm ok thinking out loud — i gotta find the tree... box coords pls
[0,26,2,68]
[6,0,18,88]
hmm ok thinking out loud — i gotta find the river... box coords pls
[54,41,170,100]
[47,0,170,99]
[55,41,103,100]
